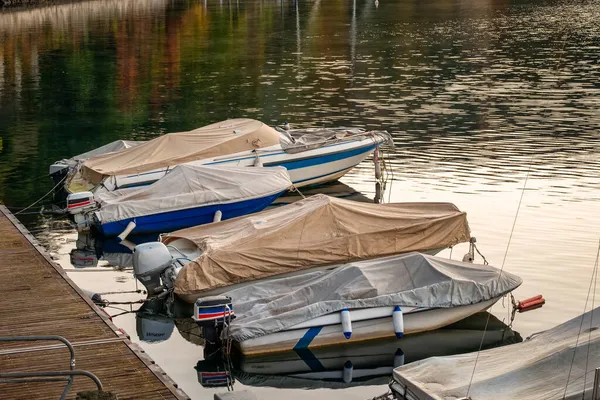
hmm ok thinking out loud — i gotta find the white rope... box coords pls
[290,185,306,199]
[465,160,532,397]
[14,174,68,215]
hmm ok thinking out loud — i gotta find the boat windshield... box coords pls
[279,127,371,154]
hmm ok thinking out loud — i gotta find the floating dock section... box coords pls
[0,205,189,399]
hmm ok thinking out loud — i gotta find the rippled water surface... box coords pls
[1,0,600,398]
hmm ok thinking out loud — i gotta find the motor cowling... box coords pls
[67,192,97,232]
[66,192,97,215]
[133,242,175,296]
[193,296,234,328]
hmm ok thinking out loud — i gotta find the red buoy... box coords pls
[517,295,545,313]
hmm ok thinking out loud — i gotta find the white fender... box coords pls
[393,306,404,338]
[342,360,353,383]
[120,239,136,251]
[117,221,137,242]
[213,210,223,223]
[341,308,352,339]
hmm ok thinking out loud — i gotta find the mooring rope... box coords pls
[14,174,67,216]
[562,239,600,399]
[465,160,533,397]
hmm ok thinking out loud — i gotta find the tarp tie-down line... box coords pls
[466,157,533,397]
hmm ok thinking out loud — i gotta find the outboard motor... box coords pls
[132,242,180,296]
[66,192,97,232]
[193,296,235,345]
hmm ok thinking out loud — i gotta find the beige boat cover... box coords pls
[81,119,281,184]
[164,194,471,300]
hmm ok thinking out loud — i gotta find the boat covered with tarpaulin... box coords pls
[159,194,471,302]
[390,306,600,400]
[67,164,291,236]
[203,252,521,355]
[65,119,391,192]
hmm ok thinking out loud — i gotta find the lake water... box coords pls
[1,0,600,398]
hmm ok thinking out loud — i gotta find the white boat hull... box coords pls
[102,137,384,192]
[236,297,499,355]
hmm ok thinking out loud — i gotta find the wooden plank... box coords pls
[0,206,189,400]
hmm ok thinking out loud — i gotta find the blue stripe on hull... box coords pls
[118,142,379,190]
[263,143,378,172]
[293,326,323,350]
[99,191,285,236]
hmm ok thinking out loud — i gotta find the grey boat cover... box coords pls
[392,306,600,400]
[279,127,391,154]
[222,252,522,342]
[49,140,142,174]
[94,164,291,223]
[71,140,143,161]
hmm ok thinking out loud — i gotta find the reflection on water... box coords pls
[2,0,600,399]
[135,301,520,391]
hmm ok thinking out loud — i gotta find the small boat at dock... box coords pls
[131,194,472,302]
[390,306,600,400]
[62,118,392,194]
[193,252,522,355]
[66,164,292,237]
[49,139,143,187]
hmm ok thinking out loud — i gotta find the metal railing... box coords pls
[0,336,103,399]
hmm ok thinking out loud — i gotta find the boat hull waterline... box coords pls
[236,297,499,355]
[99,191,285,236]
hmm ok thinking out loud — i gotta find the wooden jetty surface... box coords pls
[0,205,189,400]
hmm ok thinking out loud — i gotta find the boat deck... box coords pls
[0,205,189,399]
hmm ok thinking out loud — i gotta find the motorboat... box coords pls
[62,118,392,194]
[390,306,600,400]
[227,312,520,389]
[131,194,472,302]
[191,252,522,355]
[65,164,292,237]
[49,139,143,187]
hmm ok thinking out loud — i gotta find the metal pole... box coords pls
[0,370,103,392]
[0,336,75,368]
[592,367,600,400]
[0,336,79,399]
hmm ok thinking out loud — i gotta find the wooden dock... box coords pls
[0,205,189,400]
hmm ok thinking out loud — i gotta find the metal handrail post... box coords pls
[0,335,80,399]
[0,336,75,368]
[0,370,103,391]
